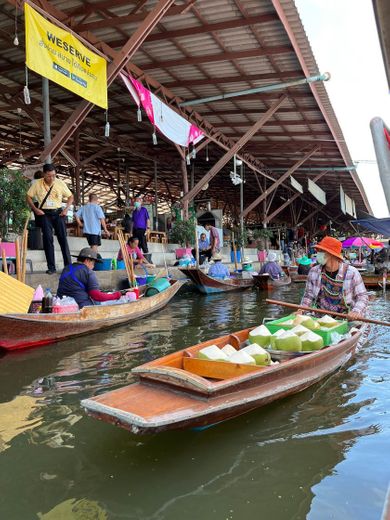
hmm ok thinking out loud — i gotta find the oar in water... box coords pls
[266,298,390,327]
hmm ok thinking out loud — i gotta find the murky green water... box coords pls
[0,285,389,520]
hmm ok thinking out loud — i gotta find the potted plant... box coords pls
[0,168,30,241]
[169,217,196,258]
[231,226,248,263]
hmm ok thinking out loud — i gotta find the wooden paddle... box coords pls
[266,298,390,327]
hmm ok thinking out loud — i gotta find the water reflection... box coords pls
[0,287,389,519]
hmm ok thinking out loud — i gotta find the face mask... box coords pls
[316,252,327,265]
[134,202,141,209]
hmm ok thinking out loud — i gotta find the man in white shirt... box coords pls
[76,194,110,252]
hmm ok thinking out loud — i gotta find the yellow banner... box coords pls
[25,3,107,109]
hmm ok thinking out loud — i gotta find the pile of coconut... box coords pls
[197,342,273,366]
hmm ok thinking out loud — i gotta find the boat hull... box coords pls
[361,274,389,288]
[253,274,291,290]
[82,326,361,434]
[180,268,253,294]
[0,280,184,351]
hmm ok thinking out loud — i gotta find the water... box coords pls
[0,286,389,520]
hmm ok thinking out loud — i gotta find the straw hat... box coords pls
[315,236,343,261]
[242,256,252,265]
[212,252,222,261]
[297,255,311,266]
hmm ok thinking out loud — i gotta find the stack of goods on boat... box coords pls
[198,341,272,366]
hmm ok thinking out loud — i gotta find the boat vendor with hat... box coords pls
[259,252,283,279]
[57,247,125,308]
[297,255,312,275]
[208,253,230,279]
[300,236,368,320]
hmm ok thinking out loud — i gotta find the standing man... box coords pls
[300,236,368,319]
[75,194,110,252]
[204,222,220,255]
[131,197,150,253]
[27,163,73,274]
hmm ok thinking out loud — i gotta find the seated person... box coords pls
[57,247,124,308]
[117,236,155,267]
[259,252,283,279]
[297,255,312,275]
[208,253,230,279]
[192,232,212,264]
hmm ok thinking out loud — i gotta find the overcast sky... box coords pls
[295,0,390,218]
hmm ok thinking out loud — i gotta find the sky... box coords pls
[295,0,390,218]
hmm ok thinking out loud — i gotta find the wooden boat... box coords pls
[81,323,363,434]
[361,273,389,289]
[253,273,291,290]
[0,280,185,351]
[179,267,254,294]
[292,274,308,283]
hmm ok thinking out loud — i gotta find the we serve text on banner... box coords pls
[25,3,107,109]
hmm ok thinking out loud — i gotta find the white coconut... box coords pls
[249,324,272,347]
[241,344,271,365]
[229,350,256,365]
[290,324,310,336]
[198,345,229,362]
[300,331,324,351]
[317,315,338,328]
[221,344,237,356]
[274,331,302,352]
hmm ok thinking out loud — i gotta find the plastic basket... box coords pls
[265,314,349,346]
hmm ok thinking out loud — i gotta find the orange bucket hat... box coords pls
[315,236,343,261]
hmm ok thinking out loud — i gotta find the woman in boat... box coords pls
[57,247,123,308]
[297,255,312,275]
[300,236,368,320]
[208,253,230,279]
[259,252,283,279]
[117,236,155,267]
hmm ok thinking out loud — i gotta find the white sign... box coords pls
[340,185,346,214]
[345,194,354,216]
[290,176,303,193]
[308,179,327,205]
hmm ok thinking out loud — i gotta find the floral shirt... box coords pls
[301,263,368,315]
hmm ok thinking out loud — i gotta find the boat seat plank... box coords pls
[183,357,262,380]
[133,365,215,392]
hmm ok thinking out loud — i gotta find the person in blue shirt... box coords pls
[75,194,110,252]
[208,253,230,279]
[192,232,211,264]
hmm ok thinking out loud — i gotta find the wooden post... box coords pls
[181,159,189,220]
[2,248,8,275]
[15,238,21,281]
[194,226,199,268]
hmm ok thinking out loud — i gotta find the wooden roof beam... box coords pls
[182,95,287,203]
[241,146,319,218]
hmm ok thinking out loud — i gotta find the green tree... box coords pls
[0,168,30,239]
[170,217,196,246]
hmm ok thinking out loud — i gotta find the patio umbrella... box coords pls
[342,237,383,249]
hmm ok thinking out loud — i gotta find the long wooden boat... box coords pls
[361,273,389,288]
[81,323,363,434]
[179,267,254,294]
[292,274,308,283]
[0,280,185,351]
[253,273,291,290]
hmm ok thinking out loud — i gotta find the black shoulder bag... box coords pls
[34,185,54,228]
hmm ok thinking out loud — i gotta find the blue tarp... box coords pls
[352,217,390,237]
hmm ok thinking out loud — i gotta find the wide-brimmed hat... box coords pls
[242,257,252,264]
[315,236,343,261]
[267,252,277,262]
[297,255,311,266]
[72,247,103,262]
[212,252,222,261]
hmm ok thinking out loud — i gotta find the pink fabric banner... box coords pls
[120,72,204,147]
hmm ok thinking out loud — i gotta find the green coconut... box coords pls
[317,315,339,328]
[300,331,324,351]
[198,345,229,362]
[270,329,286,349]
[229,350,256,365]
[221,344,237,357]
[293,315,318,330]
[248,324,272,347]
[290,324,311,337]
[241,344,271,366]
[274,331,302,351]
